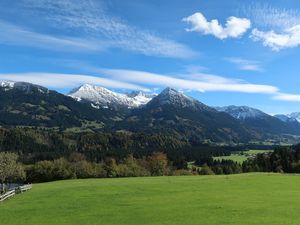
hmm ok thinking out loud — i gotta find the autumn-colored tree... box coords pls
[148,152,168,176]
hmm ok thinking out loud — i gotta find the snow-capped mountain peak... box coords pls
[157,87,193,104]
[275,112,300,123]
[288,112,300,122]
[0,80,48,93]
[215,105,267,120]
[148,87,211,111]
[0,80,15,90]
[68,84,154,109]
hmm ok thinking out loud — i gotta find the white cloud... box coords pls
[225,57,263,72]
[243,4,300,50]
[99,68,277,94]
[244,4,300,30]
[0,70,278,95]
[0,21,109,52]
[251,26,300,51]
[3,69,300,102]
[12,0,195,58]
[183,12,251,39]
[0,73,149,91]
[272,93,300,102]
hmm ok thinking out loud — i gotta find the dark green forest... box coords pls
[1,127,298,187]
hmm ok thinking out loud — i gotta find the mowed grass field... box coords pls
[1,174,300,225]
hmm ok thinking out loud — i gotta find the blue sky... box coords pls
[1,0,300,114]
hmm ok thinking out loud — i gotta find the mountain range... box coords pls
[216,106,300,135]
[1,80,300,144]
[274,113,300,123]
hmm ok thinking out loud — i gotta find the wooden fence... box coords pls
[16,184,32,193]
[0,190,15,202]
[0,184,32,202]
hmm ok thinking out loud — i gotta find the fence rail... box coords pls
[0,184,32,202]
[0,190,15,202]
[17,184,32,193]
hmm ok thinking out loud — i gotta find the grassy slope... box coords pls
[213,154,248,163]
[213,150,273,163]
[1,174,300,225]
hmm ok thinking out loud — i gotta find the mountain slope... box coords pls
[217,106,300,135]
[0,81,119,129]
[69,84,154,109]
[117,88,258,143]
[275,112,300,123]
[289,112,300,122]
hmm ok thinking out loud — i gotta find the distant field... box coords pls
[2,174,300,225]
[213,149,273,163]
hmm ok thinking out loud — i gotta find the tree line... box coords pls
[3,127,298,189]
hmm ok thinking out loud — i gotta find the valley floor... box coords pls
[1,173,300,225]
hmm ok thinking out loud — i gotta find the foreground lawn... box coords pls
[1,174,300,225]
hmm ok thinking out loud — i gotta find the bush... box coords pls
[117,155,150,177]
[173,169,194,176]
[199,164,215,175]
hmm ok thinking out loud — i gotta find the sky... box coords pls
[1,0,300,114]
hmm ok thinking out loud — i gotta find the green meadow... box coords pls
[213,149,273,163]
[1,174,300,225]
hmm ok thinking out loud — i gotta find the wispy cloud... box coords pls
[0,69,278,94]
[225,57,263,72]
[0,21,109,52]
[243,3,300,30]
[3,69,300,102]
[64,64,300,102]
[272,93,300,102]
[244,4,300,51]
[10,0,195,58]
[0,73,149,91]
[183,12,251,39]
[99,68,277,94]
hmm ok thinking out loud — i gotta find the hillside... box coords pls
[1,174,300,225]
[1,81,300,144]
[0,82,121,129]
[118,88,259,143]
[216,106,300,135]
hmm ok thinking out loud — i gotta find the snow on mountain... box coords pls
[147,87,212,111]
[0,80,16,90]
[0,80,48,93]
[275,112,300,123]
[68,84,155,109]
[154,87,196,107]
[288,112,300,123]
[215,105,267,120]
[274,114,295,122]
